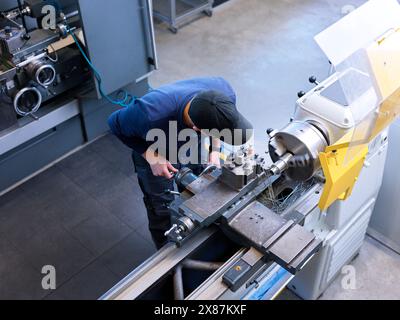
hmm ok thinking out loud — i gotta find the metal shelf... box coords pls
[153,0,214,33]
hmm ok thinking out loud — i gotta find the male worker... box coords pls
[108,77,253,248]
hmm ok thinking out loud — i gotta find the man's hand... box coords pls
[208,138,222,168]
[143,150,178,179]
[209,151,221,168]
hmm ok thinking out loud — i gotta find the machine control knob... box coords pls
[297,91,306,98]
[309,76,319,85]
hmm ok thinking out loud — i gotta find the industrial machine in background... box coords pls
[102,0,400,300]
[0,0,90,129]
[0,0,157,192]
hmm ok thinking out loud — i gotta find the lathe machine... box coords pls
[101,75,388,300]
[102,0,400,300]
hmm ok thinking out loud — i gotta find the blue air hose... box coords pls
[67,28,137,108]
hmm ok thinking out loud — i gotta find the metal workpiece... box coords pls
[268,120,329,181]
[269,153,293,177]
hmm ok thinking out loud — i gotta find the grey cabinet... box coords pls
[369,122,400,254]
[78,0,157,97]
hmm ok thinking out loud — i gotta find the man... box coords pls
[108,77,252,248]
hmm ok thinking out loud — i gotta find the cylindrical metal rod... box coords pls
[145,0,159,69]
[182,259,223,271]
[63,10,79,20]
[17,0,28,31]
[269,153,293,176]
[173,265,184,300]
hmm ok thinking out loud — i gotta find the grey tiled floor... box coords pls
[0,134,156,300]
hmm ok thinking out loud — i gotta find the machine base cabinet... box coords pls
[289,131,389,300]
[369,121,400,254]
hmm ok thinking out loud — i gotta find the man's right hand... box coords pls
[143,150,178,179]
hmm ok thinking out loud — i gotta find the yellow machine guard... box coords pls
[318,133,368,211]
[318,27,400,211]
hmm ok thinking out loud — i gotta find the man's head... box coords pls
[185,90,253,146]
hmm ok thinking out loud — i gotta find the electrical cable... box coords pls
[46,44,58,62]
[67,27,137,108]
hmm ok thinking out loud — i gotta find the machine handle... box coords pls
[145,0,159,70]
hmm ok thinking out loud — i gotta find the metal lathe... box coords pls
[102,0,400,300]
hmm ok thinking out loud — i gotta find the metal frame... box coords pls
[153,0,214,33]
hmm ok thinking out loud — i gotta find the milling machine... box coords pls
[102,0,400,300]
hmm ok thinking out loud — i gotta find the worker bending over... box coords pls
[108,77,253,248]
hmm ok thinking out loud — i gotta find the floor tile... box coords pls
[98,231,156,278]
[50,261,119,300]
[13,225,95,285]
[0,237,49,300]
[69,213,132,256]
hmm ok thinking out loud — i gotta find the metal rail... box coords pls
[100,227,217,300]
